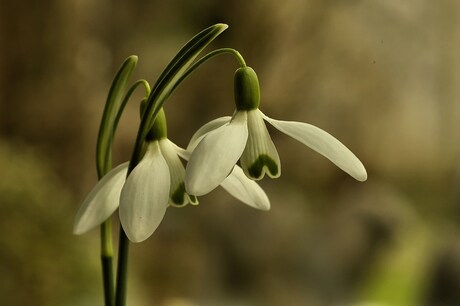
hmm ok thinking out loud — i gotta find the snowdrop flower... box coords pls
[74,108,269,242]
[74,109,193,242]
[185,66,367,196]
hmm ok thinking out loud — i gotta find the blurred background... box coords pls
[1,0,460,305]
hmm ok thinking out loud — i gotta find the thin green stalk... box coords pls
[101,219,114,306]
[171,48,246,93]
[115,229,130,306]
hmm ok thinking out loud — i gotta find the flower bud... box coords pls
[234,66,260,111]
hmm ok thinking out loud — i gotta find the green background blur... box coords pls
[1,1,460,305]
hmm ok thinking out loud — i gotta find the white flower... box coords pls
[73,139,183,242]
[73,139,269,242]
[185,66,367,196]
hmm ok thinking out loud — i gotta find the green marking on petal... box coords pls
[170,182,199,207]
[189,195,199,205]
[247,154,279,179]
[171,182,186,206]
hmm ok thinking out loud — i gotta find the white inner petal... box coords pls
[240,109,281,180]
[159,139,197,206]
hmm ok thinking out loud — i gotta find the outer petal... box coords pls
[261,110,367,181]
[186,116,232,152]
[221,166,270,211]
[159,139,198,206]
[240,109,281,180]
[175,143,269,208]
[119,142,170,242]
[73,162,128,235]
[185,111,248,196]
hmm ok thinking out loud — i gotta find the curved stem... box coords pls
[172,48,246,92]
[113,80,151,130]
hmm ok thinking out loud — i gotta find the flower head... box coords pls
[74,108,269,242]
[185,66,367,196]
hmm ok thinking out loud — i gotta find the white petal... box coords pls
[261,110,367,181]
[240,109,281,180]
[173,142,191,160]
[119,142,170,242]
[186,116,232,152]
[159,139,198,206]
[185,111,248,196]
[73,162,129,235]
[221,165,270,211]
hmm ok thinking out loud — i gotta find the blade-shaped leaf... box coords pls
[129,24,228,173]
[96,55,137,178]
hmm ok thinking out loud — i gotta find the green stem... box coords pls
[172,48,246,92]
[113,80,151,131]
[115,229,130,306]
[101,219,114,306]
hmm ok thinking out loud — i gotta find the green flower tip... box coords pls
[171,182,198,207]
[234,66,260,111]
[247,154,279,180]
[146,108,167,141]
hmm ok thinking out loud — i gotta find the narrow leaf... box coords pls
[129,24,228,173]
[96,55,138,178]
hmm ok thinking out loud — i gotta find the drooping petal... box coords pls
[240,109,281,180]
[73,162,129,235]
[172,142,191,160]
[185,111,248,196]
[174,142,269,208]
[119,142,170,242]
[261,110,367,181]
[159,139,198,206]
[221,165,270,211]
[186,116,232,152]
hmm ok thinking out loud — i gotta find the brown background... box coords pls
[1,1,460,305]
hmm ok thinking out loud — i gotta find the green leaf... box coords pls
[96,55,138,178]
[129,23,228,173]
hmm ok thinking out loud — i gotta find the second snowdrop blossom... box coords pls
[185,66,367,197]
